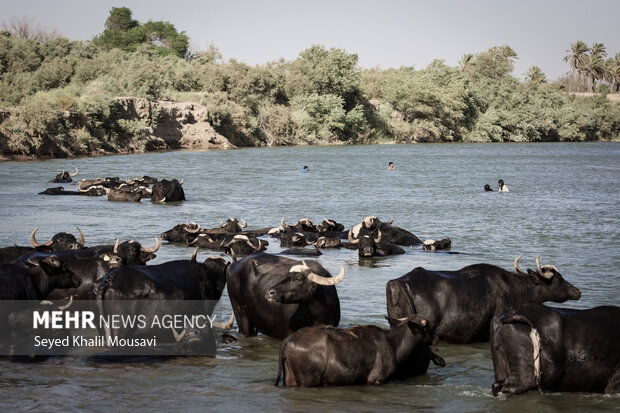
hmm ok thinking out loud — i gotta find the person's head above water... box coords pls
[302,165,309,172]
[484,184,493,191]
[387,162,395,171]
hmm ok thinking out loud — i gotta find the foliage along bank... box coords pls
[1,9,620,160]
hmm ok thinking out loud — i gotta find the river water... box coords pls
[0,143,618,411]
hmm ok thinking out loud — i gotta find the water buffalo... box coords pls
[227,252,344,339]
[347,229,405,257]
[151,179,185,202]
[422,238,452,251]
[219,217,247,233]
[107,188,142,202]
[491,304,620,395]
[161,221,203,243]
[49,168,78,183]
[279,247,323,257]
[280,231,318,247]
[92,253,230,347]
[316,218,345,235]
[352,216,422,246]
[0,227,85,264]
[314,236,343,248]
[220,234,267,256]
[386,256,582,343]
[39,186,105,196]
[280,217,317,233]
[275,314,445,386]
[0,258,82,300]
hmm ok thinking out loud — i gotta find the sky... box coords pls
[3,0,620,81]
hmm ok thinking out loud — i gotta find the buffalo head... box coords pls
[265,261,345,303]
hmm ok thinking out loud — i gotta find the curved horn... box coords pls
[387,216,394,225]
[30,227,53,248]
[347,229,359,244]
[514,256,527,274]
[191,246,199,262]
[239,218,247,228]
[219,219,224,229]
[76,227,85,246]
[374,229,382,244]
[69,167,79,177]
[141,237,160,253]
[113,238,120,254]
[58,295,74,310]
[212,313,235,330]
[245,237,259,250]
[171,328,187,342]
[536,255,553,279]
[229,248,237,262]
[281,217,291,229]
[185,222,201,234]
[307,264,346,286]
[179,179,184,185]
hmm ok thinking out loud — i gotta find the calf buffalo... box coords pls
[386,256,582,343]
[275,315,444,386]
[227,252,344,339]
[491,304,620,395]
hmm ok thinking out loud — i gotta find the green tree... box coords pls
[469,45,518,80]
[458,53,473,73]
[286,45,361,109]
[524,66,547,84]
[104,7,138,31]
[564,40,589,92]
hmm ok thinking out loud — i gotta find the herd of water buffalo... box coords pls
[0,169,617,396]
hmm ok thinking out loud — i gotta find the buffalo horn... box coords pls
[212,313,235,330]
[113,238,120,253]
[347,229,360,244]
[58,295,74,310]
[281,217,291,229]
[69,168,79,177]
[374,229,382,244]
[141,237,160,253]
[514,256,527,274]
[77,227,85,246]
[239,218,247,228]
[306,263,345,286]
[179,179,184,185]
[171,328,187,342]
[387,216,394,225]
[229,248,237,262]
[536,255,555,279]
[185,221,201,233]
[219,219,224,229]
[244,237,259,250]
[30,227,53,248]
[191,246,199,262]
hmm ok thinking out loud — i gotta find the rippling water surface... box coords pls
[0,142,618,411]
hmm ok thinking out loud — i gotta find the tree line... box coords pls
[0,8,619,158]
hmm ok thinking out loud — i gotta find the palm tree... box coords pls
[564,41,589,92]
[524,66,547,84]
[606,58,620,93]
[590,42,607,58]
[582,54,604,92]
[590,43,608,92]
[458,54,474,73]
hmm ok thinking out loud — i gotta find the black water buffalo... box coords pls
[0,227,86,264]
[275,314,445,386]
[227,252,344,339]
[353,216,422,246]
[16,238,159,300]
[316,218,345,235]
[422,238,452,251]
[0,256,82,300]
[314,236,342,248]
[386,256,582,343]
[491,304,620,395]
[107,188,142,202]
[280,231,318,247]
[347,229,405,257]
[49,168,78,183]
[221,234,267,256]
[280,217,317,233]
[161,221,203,243]
[151,179,185,202]
[219,217,247,233]
[279,247,323,257]
[39,186,105,196]
[91,254,230,346]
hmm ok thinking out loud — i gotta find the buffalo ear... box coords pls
[527,269,552,284]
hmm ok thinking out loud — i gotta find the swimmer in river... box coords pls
[498,179,509,192]
[484,184,493,192]
[301,165,310,172]
[387,162,395,171]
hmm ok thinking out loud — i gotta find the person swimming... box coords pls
[387,162,395,171]
[301,165,310,172]
[498,179,509,192]
[484,184,493,192]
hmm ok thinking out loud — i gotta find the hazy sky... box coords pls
[3,0,620,80]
